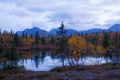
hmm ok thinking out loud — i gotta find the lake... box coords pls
[0,52,115,71]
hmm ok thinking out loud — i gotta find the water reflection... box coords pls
[31,52,47,68]
[1,51,119,71]
[19,55,112,71]
[19,56,62,71]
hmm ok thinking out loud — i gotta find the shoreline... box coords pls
[0,63,120,80]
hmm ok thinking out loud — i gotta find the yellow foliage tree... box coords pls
[87,43,95,55]
[22,38,34,46]
[95,45,106,56]
[68,35,87,64]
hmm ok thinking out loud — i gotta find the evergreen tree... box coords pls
[13,33,20,46]
[10,30,14,37]
[57,22,66,37]
[4,43,18,61]
[103,33,111,49]
[57,22,67,51]
[9,43,18,60]
[31,34,33,38]
[56,22,67,66]
[35,32,39,45]
[50,37,55,45]
[3,43,19,68]
[22,31,25,38]
[41,36,46,45]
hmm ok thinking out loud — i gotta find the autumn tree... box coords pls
[114,32,120,49]
[22,37,34,46]
[95,45,106,56]
[87,43,95,56]
[68,35,87,65]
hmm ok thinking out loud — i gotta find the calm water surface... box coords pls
[1,52,114,71]
[18,54,112,71]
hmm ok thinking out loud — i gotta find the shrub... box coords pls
[0,74,6,79]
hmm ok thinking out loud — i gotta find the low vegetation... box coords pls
[0,63,119,80]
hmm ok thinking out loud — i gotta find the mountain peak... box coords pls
[16,27,49,36]
[108,24,120,31]
[112,24,120,26]
[32,27,40,30]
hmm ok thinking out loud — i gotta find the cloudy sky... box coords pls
[0,0,120,32]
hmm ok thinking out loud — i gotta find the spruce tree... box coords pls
[56,22,67,66]
[103,33,111,49]
[13,33,20,46]
[50,37,55,45]
[41,36,46,45]
[9,43,18,60]
[35,32,39,45]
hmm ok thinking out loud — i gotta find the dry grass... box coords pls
[0,63,120,80]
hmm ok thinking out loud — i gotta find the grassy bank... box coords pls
[0,63,120,80]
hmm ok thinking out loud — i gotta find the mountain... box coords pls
[66,29,78,36]
[79,28,104,34]
[16,24,120,37]
[108,24,120,31]
[16,27,49,37]
[49,29,57,36]
[79,24,120,34]
[49,29,78,36]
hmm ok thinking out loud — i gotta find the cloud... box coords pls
[9,9,28,17]
[28,8,45,13]
[0,0,120,32]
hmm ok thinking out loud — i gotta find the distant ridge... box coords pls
[16,27,49,37]
[16,24,120,36]
[79,28,104,35]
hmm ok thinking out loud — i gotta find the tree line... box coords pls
[0,23,120,66]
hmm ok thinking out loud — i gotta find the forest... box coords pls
[0,23,120,80]
[0,23,120,65]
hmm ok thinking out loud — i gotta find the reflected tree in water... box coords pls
[3,42,19,68]
[56,22,67,66]
[33,54,40,68]
[32,52,47,68]
[40,52,46,64]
